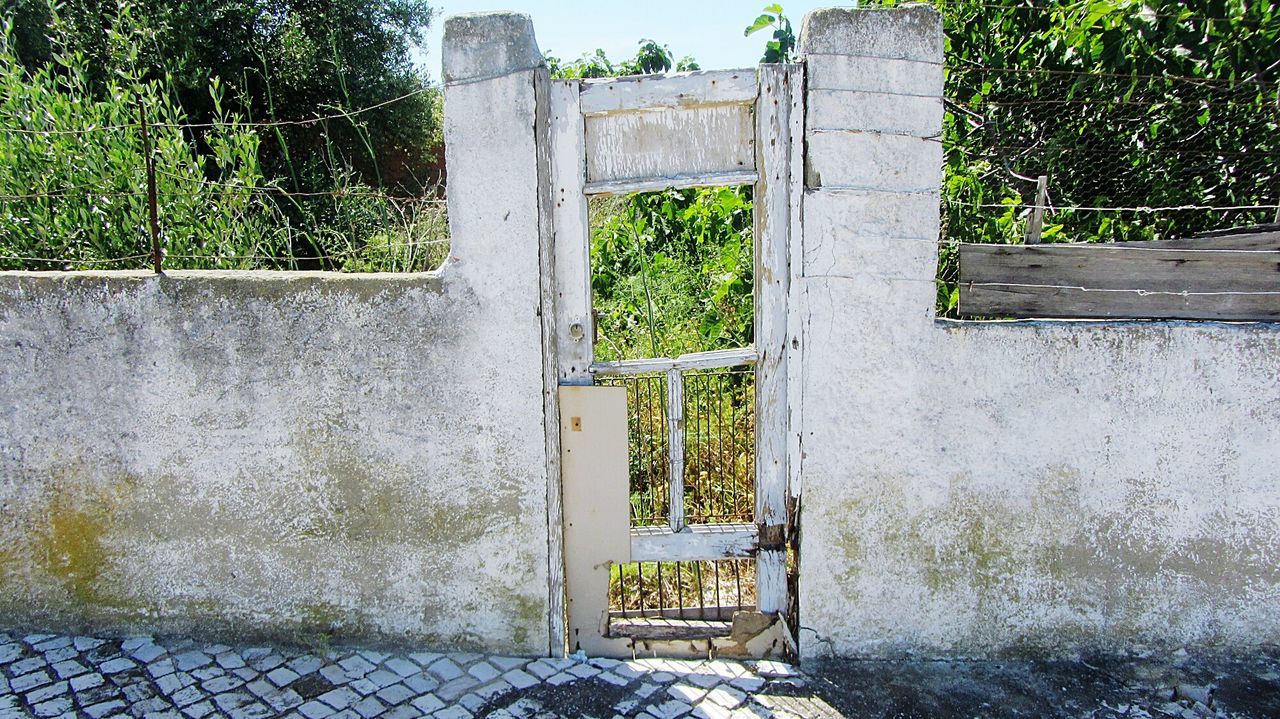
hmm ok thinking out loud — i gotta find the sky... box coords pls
[419,1,845,81]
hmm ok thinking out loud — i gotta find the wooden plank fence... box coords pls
[959,225,1280,321]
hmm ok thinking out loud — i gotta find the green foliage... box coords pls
[7,0,441,195]
[0,11,281,269]
[745,4,794,64]
[591,188,753,361]
[0,0,446,272]
[547,39,698,80]
[921,0,1280,316]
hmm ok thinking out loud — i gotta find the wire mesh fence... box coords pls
[597,367,755,528]
[608,559,756,620]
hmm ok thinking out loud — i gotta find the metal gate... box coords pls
[553,64,803,658]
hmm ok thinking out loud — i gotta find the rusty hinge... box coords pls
[756,523,786,552]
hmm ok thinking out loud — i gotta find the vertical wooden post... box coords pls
[754,64,795,615]
[666,367,685,533]
[551,80,594,386]
[1024,175,1048,245]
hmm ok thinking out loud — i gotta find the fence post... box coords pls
[1025,174,1048,244]
[138,103,163,273]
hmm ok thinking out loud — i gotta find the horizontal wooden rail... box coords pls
[630,523,758,562]
[958,226,1280,321]
[583,170,759,197]
[591,347,757,376]
[579,69,758,116]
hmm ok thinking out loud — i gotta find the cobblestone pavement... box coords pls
[1,629,1278,718]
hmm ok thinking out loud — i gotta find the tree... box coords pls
[5,0,441,196]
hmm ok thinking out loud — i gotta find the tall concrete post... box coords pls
[443,14,564,657]
[793,6,946,659]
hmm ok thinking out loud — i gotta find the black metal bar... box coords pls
[138,103,162,274]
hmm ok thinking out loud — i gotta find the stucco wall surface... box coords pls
[0,13,555,655]
[796,6,1280,659]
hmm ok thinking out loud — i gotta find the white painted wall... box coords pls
[795,7,1280,659]
[0,13,555,655]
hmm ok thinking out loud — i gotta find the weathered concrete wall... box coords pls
[0,13,555,654]
[796,7,1280,659]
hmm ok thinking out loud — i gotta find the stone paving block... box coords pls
[364,669,400,689]
[433,705,472,719]
[49,659,88,679]
[650,672,676,684]
[12,670,53,692]
[43,646,78,663]
[100,657,138,675]
[12,656,47,674]
[74,637,107,652]
[142,711,182,719]
[380,706,421,719]
[382,658,419,679]
[566,663,599,679]
[435,676,479,702]
[121,680,157,703]
[268,667,302,687]
[134,696,175,715]
[426,658,464,682]
[297,700,336,719]
[489,657,527,672]
[0,643,23,664]
[546,672,576,687]
[250,654,286,673]
[467,661,500,683]
[667,684,705,704]
[148,660,178,679]
[319,665,349,685]
[659,698,700,719]
[25,679,69,704]
[703,686,745,709]
[401,673,438,694]
[216,652,247,670]
[172,653,212,673]
[474,678,511,702]
[690,702,732,719]
[202,674,244,693]
[502,669,538,690]
[339,655,377,679]
[359,652,389,665]
[32,636,72,652]
[241,649,272,661]
[32,696,73,717]
[318,686,362,710]
[752,661,796,678]
[352,695,386,719]
[170,685,206,708]
[349,678,378,696]
[598,671,629,687]
[180,700,215,719]
[232,666,261,681]
[374,683,415,707]
[406,653,440,668]
[84,698,128,718]
[288,656,325,677]
[726,677,763,693]
[524,661,557,680]
[187,665,221,682]
[409,693,443,713]
[635,682,661,699]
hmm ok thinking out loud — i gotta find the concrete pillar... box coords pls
[793,6,945,660]
[442,12,549,306]
[797,6,944,324]
[442,14,564,657]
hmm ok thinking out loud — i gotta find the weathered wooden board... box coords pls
[550,80,594,385]
[579,69,757,116]
[584,104,755,189]
[630,523,758,562]
[608,617,733,640]
[590,347,757,376]
[959,231,1280,320]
